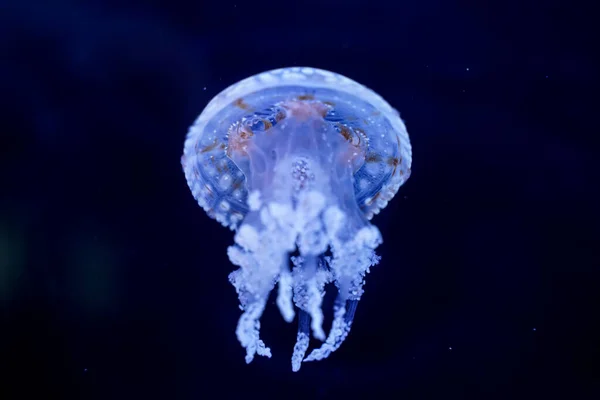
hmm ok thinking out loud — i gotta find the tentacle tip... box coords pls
[314,331,326,341]
[258,346,273,359]
[282,312,295,323]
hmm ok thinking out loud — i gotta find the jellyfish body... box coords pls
[181,67,411,371]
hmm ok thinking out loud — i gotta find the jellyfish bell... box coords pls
[181,67,412,371]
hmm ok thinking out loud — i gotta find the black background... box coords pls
[1,0,599,399]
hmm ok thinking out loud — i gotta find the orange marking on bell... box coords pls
[280,100,330,120]
[262,119,273,130]
[233,98,250,110]
[366,153,382,163]
[200,139,220,153]
[227,123,255,157]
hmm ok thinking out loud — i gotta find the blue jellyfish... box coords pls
[181,67,412,371]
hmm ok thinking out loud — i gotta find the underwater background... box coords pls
[1,0,598,398]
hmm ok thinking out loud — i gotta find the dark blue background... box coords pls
[2,0,598,399]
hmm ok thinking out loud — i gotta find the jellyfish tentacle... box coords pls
[291,309,311,372]
[302,221,382,363]
[227,207,296,363]
[302,299,359,363]
[227,246,275,364]
[234,299,271,363]
[304,298,348,362]
[290,256,331,371]
[291,255,331,342]
[276,270,295,323]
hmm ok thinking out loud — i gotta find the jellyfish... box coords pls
[181,67,412,371]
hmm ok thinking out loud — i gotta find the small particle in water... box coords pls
[203,87,207,91]
[533,327,537,331]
